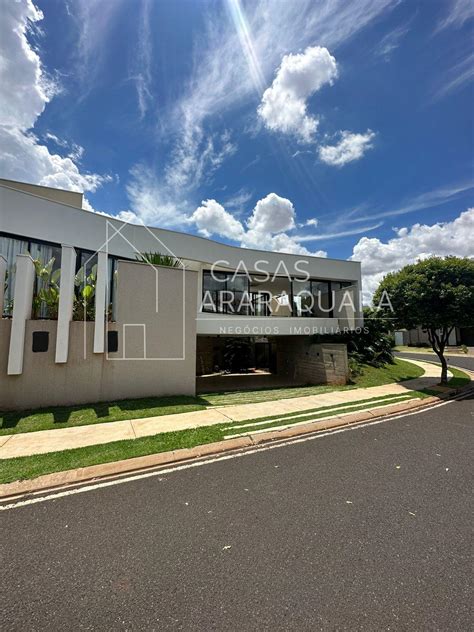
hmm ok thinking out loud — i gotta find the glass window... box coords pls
[292,278,312,316]
[311,281,332,317]
[0,236,28,316]
[201,271,250,314]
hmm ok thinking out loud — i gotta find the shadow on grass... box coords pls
[0,395,208,432]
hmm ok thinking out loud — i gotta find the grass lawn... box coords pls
[0,358,423,436]
[0,389,433,485]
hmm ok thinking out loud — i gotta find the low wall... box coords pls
[0,262,198,410]
[276,338,348,385]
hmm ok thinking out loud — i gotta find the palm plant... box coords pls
[73,263,97,321]
[135,251,181,267]
[32,257,61,319]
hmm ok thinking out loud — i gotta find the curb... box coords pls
[3,382,471,500]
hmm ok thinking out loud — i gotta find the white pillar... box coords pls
[8,254,35,375]
[196,263,203,313]
[94,250,108,353]
[55,245,76,363]
[0,255,6,317]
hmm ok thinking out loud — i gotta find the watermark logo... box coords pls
[78,219,186,361]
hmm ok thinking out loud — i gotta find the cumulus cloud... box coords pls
[247,193,296,234]
[0,0,108,194]
[0,127,108,193]
[319,130,376,167]
[350,208,474,295]
[192,199,244,240]
[190,192,326,257]
[258,46,338,142]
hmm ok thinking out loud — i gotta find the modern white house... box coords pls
[0,179,363,410]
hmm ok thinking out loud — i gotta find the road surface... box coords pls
[1,395,473,631]
[396,351,474,372]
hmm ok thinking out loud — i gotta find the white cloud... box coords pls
[126,165,189,228]
[165,128,236,191]
[243,230,327,257]
[131,0,153,118]
[436,0,474,32]
[0,127,108,193]
[319,130,376,167]
[164,0,397,192]
[192,199,244,240]
[431,50,474,101]
[0,0,49,130]
[247,193,296,234]
[69,0,125,89]
[258,47,338,142]
[223,188,253,212]
[374,19,412,61]
[190,192,326,257]
[350,208,474,295]
[0,0,108,194]
[346,181,474,223]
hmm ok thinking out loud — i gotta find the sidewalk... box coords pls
[0,359,448,459]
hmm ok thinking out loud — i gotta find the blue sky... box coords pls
[1,0,473,292]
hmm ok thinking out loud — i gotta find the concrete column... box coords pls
[55,245,76,363]
[0,255,6,317]
[93,250,108,353]
[7,254,35,375]
[196,263,203,313]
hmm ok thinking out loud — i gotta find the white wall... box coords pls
[0,184,362,286]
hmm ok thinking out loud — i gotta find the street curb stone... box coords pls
[2,385,469,500]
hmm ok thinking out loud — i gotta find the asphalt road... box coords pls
[396,351,474,372]
[1,396,473,631]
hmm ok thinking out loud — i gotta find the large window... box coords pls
[202,271,251,315]
[292,279,333,317]
[1,233,119,320]
[201,270,354,318]
[0,235,61,317]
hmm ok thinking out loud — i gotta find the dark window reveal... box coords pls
[107,330,119,353]
[32,331,49,353]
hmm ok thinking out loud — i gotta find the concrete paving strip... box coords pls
[4,391,465,501]
[224,397,420,438]
[0,359,453,460]
[224,393,416,431]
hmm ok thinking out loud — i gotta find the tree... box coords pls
[373,257,474,384]
[346,307,395,368]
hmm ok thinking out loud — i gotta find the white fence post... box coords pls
[94,250,108,353]
[0,255,6,317]
[55,245,76,363]
[7,254,35,375]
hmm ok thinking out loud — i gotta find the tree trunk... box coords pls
[428,328,450,385]
[436,351,449,385]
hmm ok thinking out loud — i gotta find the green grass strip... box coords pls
[0,358,423,436]
[445,366,471,388]
[0,380,437,486]
[224,394,423,436]
[0,425,227,485]
[224,391,427,429]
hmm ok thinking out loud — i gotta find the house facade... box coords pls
[0,179,363,410]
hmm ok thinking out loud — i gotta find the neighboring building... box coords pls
[395,327,474,348]
[0,180,363,410]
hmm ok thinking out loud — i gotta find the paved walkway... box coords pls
[0,359,448,459]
